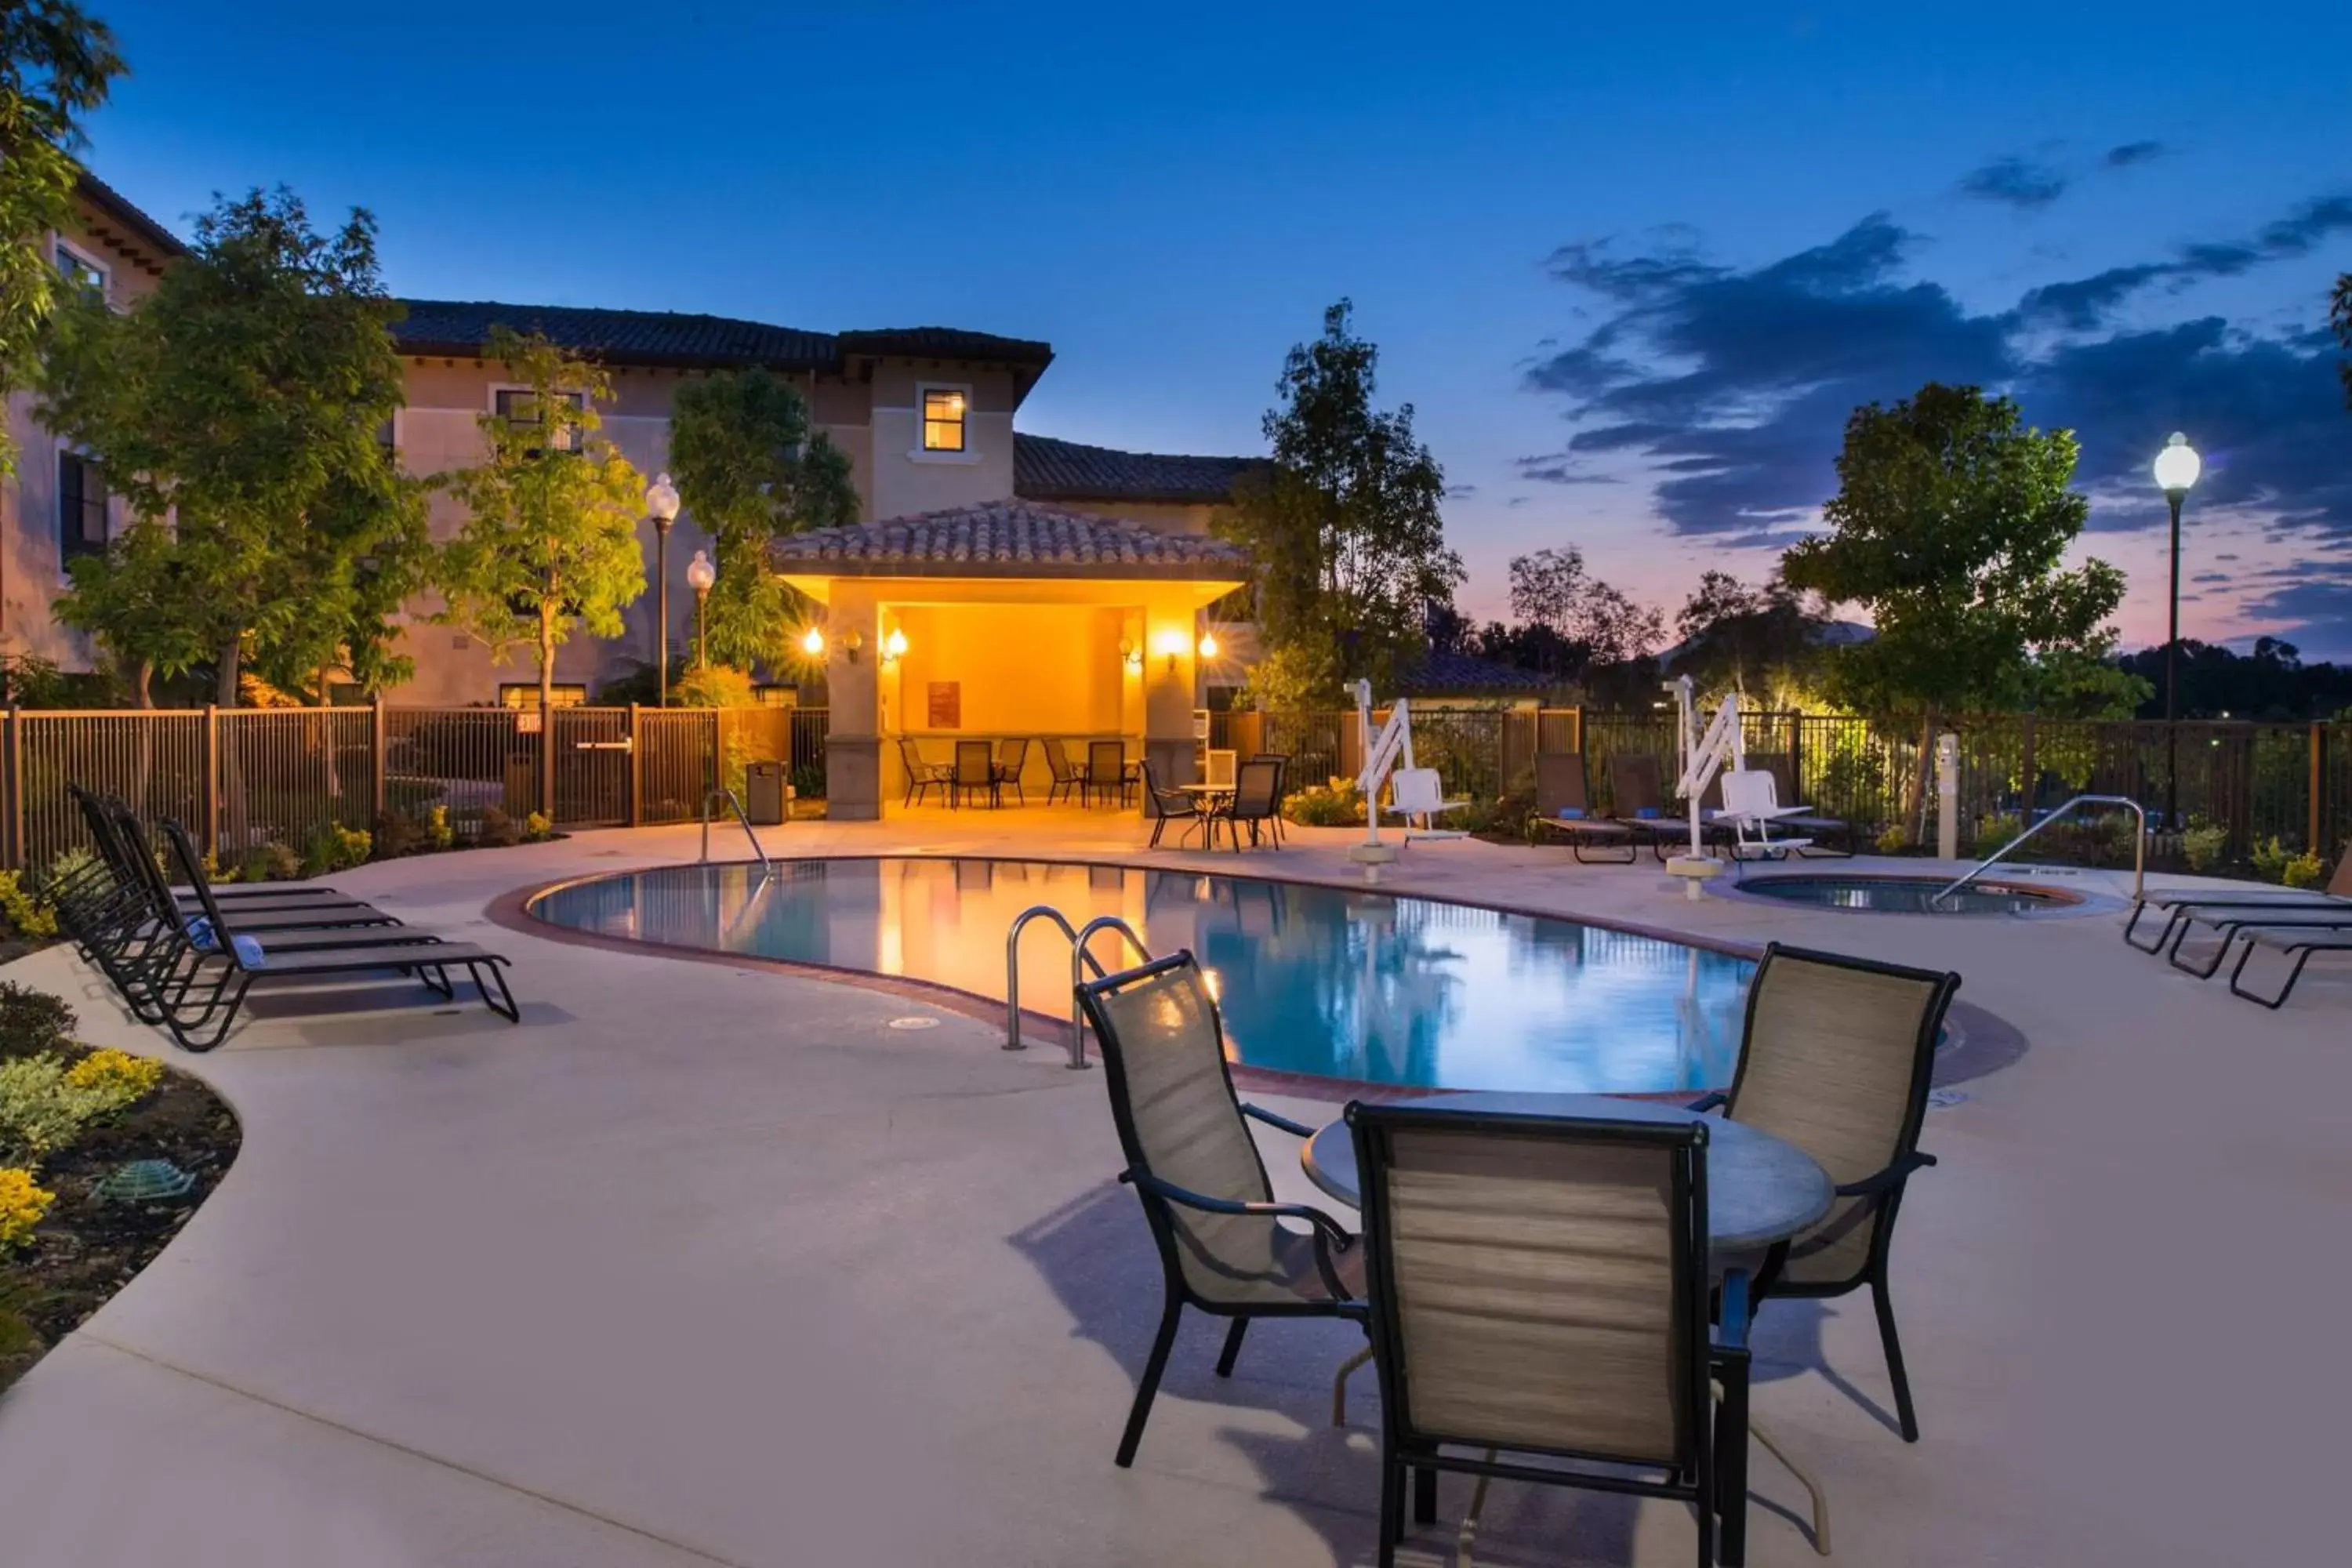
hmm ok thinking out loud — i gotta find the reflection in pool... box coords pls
[529,858,1755,1094]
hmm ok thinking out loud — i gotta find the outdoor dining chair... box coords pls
[993,737,1031,805]
[895,737,953,806]
[1346,1100,1747,1568]
[1085,740,1133,808]
[953,739,1000,808]
[1690,942,1960,1443]
[1249,753,1291,845]
[1139,758,1213,848]
[1216,758,1284,851]
[1043,738,1084,804]
[1074,952,1364,1467]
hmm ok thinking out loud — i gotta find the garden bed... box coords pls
[1,991,240,1394]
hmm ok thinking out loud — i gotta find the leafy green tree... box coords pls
[1219,300,1461,707]
[38,188,426,705]
[1782,383,2133,833]
[0,2,122,476]
[435,328,647,717]
[665,367,857,674]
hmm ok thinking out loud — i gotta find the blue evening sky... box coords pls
[79,2,2352,654]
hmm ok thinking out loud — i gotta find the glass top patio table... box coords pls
[1301,1091,1832,1253]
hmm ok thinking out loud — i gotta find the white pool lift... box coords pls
[1665,675,1809,895]
[1350,679,1470,868]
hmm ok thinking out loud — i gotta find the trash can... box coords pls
[744,760,789,826]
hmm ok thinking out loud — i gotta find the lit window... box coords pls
[57,452,108,560]
[53,241,107,303]
[494,388,587,452]
[921,387,967,452]
[499,684,588,710]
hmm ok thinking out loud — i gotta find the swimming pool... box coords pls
[1734,873,2078,916]
[528,858,1755,1094]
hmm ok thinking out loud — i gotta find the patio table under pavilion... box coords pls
[773,499,1250,819]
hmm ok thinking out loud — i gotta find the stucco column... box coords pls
[824,581,884,820]
[1140,590,1200,804]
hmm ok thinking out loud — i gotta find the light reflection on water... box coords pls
[532,858,1754,1094]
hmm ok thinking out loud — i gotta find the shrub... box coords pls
[38,847,96,898]
[1875,824,1911,855]
[1972,813,2023,852]
[302,822,372,878]
[423,804,455,853]
[238,841,302,884]
[0,1056,118,1163]
[476,806,523,848]
[0,985,74,1061]
[64,1049,163,1106]
[2180,822,2230,873]
[2283,850,2325,889]
[1283,781,1366,827]
[0,872,56,942]
[2249,836,2297,884]
[372,809,424,858]
[0,1167,53,1253]
[524,811,554,842]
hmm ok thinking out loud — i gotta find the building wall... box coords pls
[0,202,169,672]
[865,361,1018,521]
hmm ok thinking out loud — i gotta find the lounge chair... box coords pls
[1073,952,1363,1467]
[894,738,953,807]
[1608,752,1724,860]
[1528,753,1638,862]
[2123,850,2352,954]
[1690,942,1960,1443]
[2165,902,2352,978]
[1347,1100,1748,1568]
[2227,924,2352,1008]
[153,821,517,1051]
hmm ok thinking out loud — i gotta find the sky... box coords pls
[76,1,2352,655]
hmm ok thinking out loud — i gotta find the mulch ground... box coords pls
[1,1044,241,1393]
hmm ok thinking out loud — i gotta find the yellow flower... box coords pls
[0,1167,54,1251]
[64,1049,164,1105]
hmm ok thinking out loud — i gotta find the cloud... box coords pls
[1445,483,1478,498]
[2103,140,2171,169]
[1513,452,1619,485]
[2231,564,2352,659]
[2192,572,2232,583]
[1959,155,2071,209]
[1528,198,2352,546]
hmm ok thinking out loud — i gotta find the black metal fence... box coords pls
[2,702,834,874]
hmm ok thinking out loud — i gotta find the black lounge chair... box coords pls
[1607,752,1726,859]
[2123,851,2352,954]
[2227,924,2352,1008]
[1527,753,1636,862]
[152,821,517,1051]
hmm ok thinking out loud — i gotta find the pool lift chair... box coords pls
[1666,677,1809,894]
[1349,680,1470,869]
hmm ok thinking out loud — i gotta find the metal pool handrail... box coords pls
[1934,793,2145,907]
[699,787,773,877]
[1004,906,1152,1070]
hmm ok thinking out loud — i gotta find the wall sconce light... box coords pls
[1118,637,1142,673]
[843,630,865,664]
[1197,631,1220,661]
[800,626,826,658]
[882,627,909,664]
[1152,628,1186,673]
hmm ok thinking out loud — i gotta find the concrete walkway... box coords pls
[0,811,2343,1565]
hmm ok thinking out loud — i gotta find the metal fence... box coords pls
[2,703,836,874]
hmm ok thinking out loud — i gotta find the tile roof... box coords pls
[1014,434,1266,505]
[1400,650,1555,693]
[72,170,185,273]
[390,303,1055,378]
[769,499,1250,581]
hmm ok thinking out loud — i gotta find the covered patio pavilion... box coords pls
[774,499,1250,820]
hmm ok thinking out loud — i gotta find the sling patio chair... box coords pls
[90,796,403,936]
[153,820,517,1051]
[1347,1100,1749,1568]
[895,738,953,807]
[1139,758,1214,849]
[1043,738,1085,804]
[1083,739,1135,808]
[1527,753,1638,863]
[1074,952,1365,1468]
[952,739,1000,809]
[1248,753,1292,845]
[69,786,354,911]
[2225,922,2352,1008]
[2164,899,2352,978]
[2123,848,2352,954]
[992,737,1031,805]
[1608,752,1728,861]
[1215,758,1285,851]
[1690,942,1960,1443]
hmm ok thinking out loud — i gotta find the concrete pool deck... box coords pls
[0,808,2343,1565]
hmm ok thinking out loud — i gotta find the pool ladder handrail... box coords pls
[1004,906,1151,1070]
[1933,793,2145,908]
[699,787,774,878]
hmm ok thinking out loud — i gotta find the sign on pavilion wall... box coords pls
[927,681,962,729]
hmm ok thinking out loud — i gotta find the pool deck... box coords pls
[0,807,2343,1566]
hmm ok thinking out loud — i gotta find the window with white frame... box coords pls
[53,238,107,303]
[920,385,968,452]
[57,452,108,560]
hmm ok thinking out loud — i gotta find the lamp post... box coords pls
[686,549,717,671]
[2152,433,2201,829]
[644,473,681,706]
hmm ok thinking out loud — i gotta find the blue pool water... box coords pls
[530,858,1755,1094]
[1737,875,2070,916]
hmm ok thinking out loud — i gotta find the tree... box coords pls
[1668,570,1828,702]
[664,368,858,673]
[0,2,122,475]
[435,328,648,717]
[38,188,426,705]
[1782,383,2132,832]
[1218,300,1461,707]
[1504,545,1664,673]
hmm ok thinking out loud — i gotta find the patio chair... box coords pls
[1216,758,1284,851]
[1528,753,1637,862]
[993,737,1031,805]
[1084,740,1134,808]
[1346,1100,1746,1568]
[1043,738,1084,804]
[895,737,953,807]
[952,739,999,809]
[1608,752,1724,859]
[152,820,518,1051]
[2123,849,2352,954]
[1249,753,1292,846]
[1139,758,1213,849]
[1073,952,1364,1467]
[1691,942,1960,1443]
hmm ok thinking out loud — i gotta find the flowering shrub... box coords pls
[0,1055,122,1162]
[302,822,373,877]
[1283,781,1366,828]
[64,1049,163,1105]
[0,871,56,942]
[0,1167,53,1252]
[2180,822,2230,873]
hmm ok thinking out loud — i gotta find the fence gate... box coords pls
[552,707,632,827]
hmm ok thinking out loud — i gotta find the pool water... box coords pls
[1738,875,2067,915]
[530,858,1755,1094]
